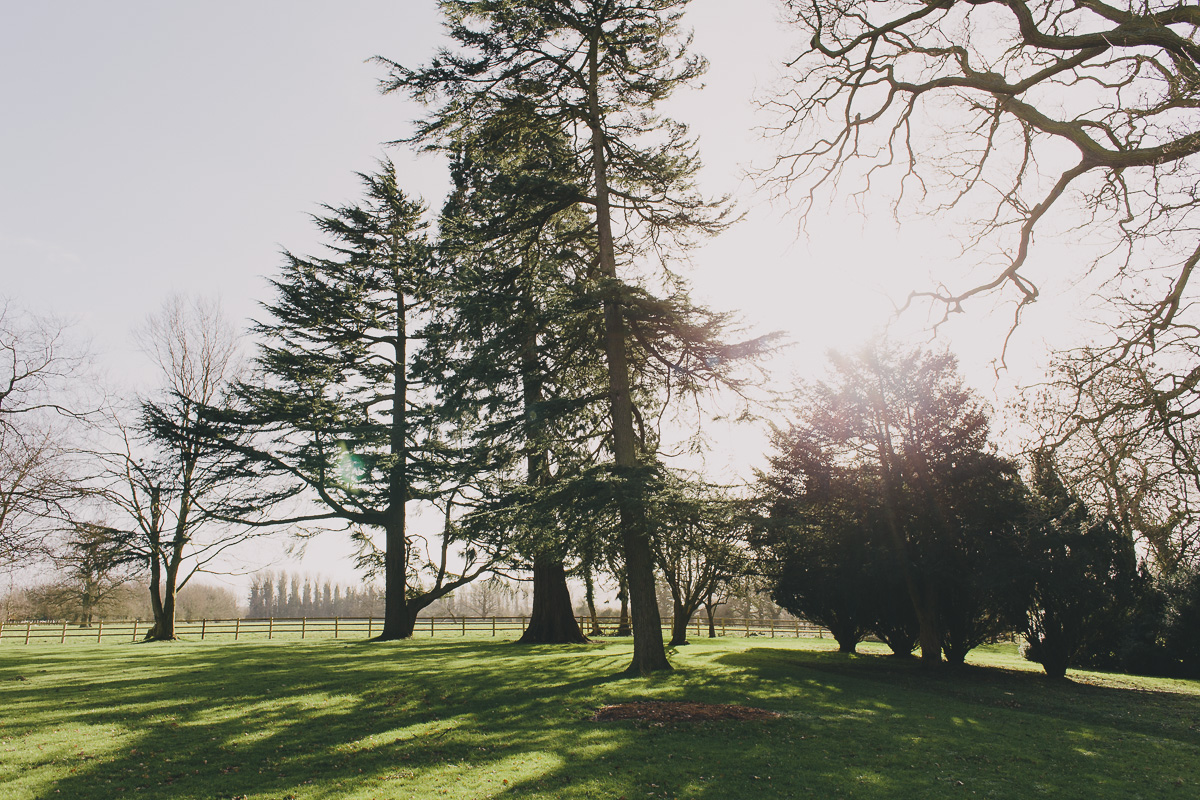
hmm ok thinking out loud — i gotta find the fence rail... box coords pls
[0,615,827,646]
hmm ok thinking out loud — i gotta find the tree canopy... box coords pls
[755,343,1033,664]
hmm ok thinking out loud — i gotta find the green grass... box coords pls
[1,637,1197,799]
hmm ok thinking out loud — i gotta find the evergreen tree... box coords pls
[386,0,774,673]
[426,98,603,644]
[755,343,1034,664]
[214,162,493,639]
[1024,451,1141,678]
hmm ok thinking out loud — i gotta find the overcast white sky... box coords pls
[2,0,1094,591]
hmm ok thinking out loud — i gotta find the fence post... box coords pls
[201,619,207,641]
[234,618,240,641]
[132,620,139,642]
[695,616,700,637]
[97,621,103,644]
[492,616,496,637]
[268,617,274,640]
[430,617,435,636]
[462,617,466,636]
[61,621,67,644]
[368,617,374,638]
[0,620,4,642]
[770,619,775,638]
[334,617,339,639]
[721,618,725,636]
[25,621,32,645]
[301,617,306,640]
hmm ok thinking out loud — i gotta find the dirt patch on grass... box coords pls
[592,701,781,722]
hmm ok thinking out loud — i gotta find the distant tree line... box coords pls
[1,580,241,624]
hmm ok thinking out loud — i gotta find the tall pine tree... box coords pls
[428,98,605,643]
[386,0,771,673]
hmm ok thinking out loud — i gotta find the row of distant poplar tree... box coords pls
[245,572,384,619]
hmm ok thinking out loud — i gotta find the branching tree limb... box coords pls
[764,0,1200,336]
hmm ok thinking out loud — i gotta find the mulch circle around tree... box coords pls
[592,701,781,722]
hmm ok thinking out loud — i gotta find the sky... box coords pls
[1,0,1097,593]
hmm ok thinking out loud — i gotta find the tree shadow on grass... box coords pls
[1,638,1196,800]
[714,645,1200,747]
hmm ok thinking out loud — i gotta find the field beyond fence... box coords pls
[0,615,827,645]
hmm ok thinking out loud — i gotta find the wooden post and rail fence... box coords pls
[0,615,828,645]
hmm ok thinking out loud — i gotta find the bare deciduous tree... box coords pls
[766,1,1199,327]
[650,476,750,646]
[0,302,89,569]
[97,296,270,640]
[1025,349,1200,573]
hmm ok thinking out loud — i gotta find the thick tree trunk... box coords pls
[146,561,179,640]
[619,505,670,672]
[379,518,411,641]
[146,539,183,641]
[380,286,411,642]
[943,639,968,666]
[159,581,177,639]
[519,554,588,643]
[705,601,717,638]
[515,292,586,645]
[669,600,691,646]
[1029,612,1071,679]
[81,586,96,627]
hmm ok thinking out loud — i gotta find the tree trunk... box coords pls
[514,289,586,645]
[146,560,179,640]
[669,600,691,646]
[615,576,631,637]
[146,566,164,640]
[584,569,604,636]
[81,586,96,627]
[380,285,411,642]
[915,583,940,664]
[618,506,669,672]
[519,554,588,643]
[379,519,411,640]
[587,45,669,674]
[705,601,717,638]
[943,640,968,666]
[578,33,670,674]
[159,579,177,639]
[145,544,182,641]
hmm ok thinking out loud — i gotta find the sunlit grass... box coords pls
[1,636,1197,799]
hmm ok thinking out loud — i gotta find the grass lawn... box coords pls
[1,636,1197,799]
